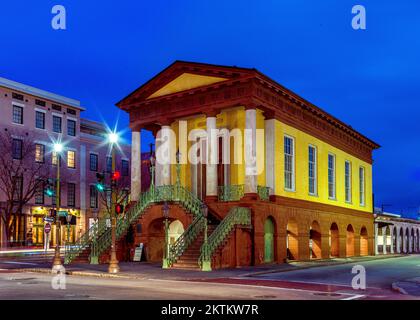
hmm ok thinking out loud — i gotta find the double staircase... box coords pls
[64,184,252,271]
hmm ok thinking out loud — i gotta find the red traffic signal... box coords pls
[111,171,121,181]
[115,203,124,214]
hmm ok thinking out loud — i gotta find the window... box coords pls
[67,119,76,136]
[345,161,352,203]
[35,144,45,163]
[35,179,44,204]
[52,104,62,111]
[106,156,112,173]
[308,145,317,195]
[67,183,76,207]
[90,154,98,171]
[359,167,365,206]
[52,151,58,166]
[12,139,23,160]
[90,185,98,208]
[13,176,23,201]
[52,181,61,206]
[35,111,45,129]
[122,160,129,176]
[12,105,23,124]
[284,136,295,191]
[12,92,24,101]
[67,108,76,115]
[67,150,76,168]
[328,154,336,199]
[52,115,62,133]
[35,99,46,107]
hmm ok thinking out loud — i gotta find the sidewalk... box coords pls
[14,254,405,281]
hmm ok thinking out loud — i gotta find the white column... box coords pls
[374,223,379,255]
[390,227,394,254]
[131,130,141,201]
[157,125,172,185]
[408,229,412,253]
[265,118,275,195]
[382,227,387,254]
[396,227,401,253]
[244,108,257,194]
[206,116,218,197]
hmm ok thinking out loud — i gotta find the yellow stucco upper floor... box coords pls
[168,106,373,214]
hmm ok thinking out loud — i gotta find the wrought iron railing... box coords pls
[217,185,245,202]
[199,207,251,269]
[257,185,270,201]
[167,215,206,266]
[65,184,205,264]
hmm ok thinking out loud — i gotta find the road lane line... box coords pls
[341,294,365,300]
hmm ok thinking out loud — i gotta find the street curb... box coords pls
[14,268,147,280]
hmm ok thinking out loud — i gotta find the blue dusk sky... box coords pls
[0,1,419,217]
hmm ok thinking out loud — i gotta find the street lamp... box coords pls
[52,143,63,268]
[149,143,155,191]
[175,149,181,187]
[200,203,212,271]
[108,132,120,274]
[66,213,72,243]
[162,201,170,269]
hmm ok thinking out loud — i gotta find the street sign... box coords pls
[58,211,68,217]
[43,217,54,223]
[44,223,51,234]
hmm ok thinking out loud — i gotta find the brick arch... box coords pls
[286,218,299,260]
[360,226,369,256]
[309,220,322,259]
[346,224,355,257]
[329,222,340,257]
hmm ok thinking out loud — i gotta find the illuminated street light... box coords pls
[108,132,119,144]
[53,143,63,153]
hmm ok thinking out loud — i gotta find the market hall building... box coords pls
[74,61,380,269]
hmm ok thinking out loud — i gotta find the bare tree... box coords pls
[0,129,52,247]
[98,173,130,219]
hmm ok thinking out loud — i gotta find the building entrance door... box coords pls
[264,218,274,263]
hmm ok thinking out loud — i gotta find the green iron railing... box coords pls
[199,206,251,270]
[257,185,271,201]
[64,184,205,264]
[217,185,245,202]
[167,214,206,266]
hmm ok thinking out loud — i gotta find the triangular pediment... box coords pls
[147,73,228,99]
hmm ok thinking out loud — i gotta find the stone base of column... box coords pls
[241,193,259,201]
[205,195,218,203]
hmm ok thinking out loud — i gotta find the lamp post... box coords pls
[52,143,63,268]
[108,132,120,274]
[175,149,181,187]
[66,213,72,243]
[162,201,170,269]
[149,143,155,191]
[200,203,212,271]
[90,210,99,265]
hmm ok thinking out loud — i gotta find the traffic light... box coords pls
[96,172,105,192]
[45,178,55,197]
[115,203,124,215]
[111,171,121,187]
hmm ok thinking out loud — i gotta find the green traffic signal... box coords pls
[96,183,105,191]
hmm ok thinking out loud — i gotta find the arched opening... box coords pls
[329,223,339,257]
[168,220,184,245]
[346,224,355,257]
[360,226,368,256]
[392,227,397,253]
[377,227,383,253]
[399,227,404,253]
[385,226,391,254]
[287,219,299,260]
[264,217,275,263]
[147,218,166,262]
[309,221,322,259]
[411,229,415,253]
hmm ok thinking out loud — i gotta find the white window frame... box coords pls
[308,144,317,196]
[345,160,352,203]
[35,108,46,130]
[284,135,295,192]
[359,166,366,206]
[67,150,76,169]
[328,153,336,200]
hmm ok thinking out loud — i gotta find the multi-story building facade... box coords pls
[110,61,380,269]
[0,77,130,249]
[63,61,380,270]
